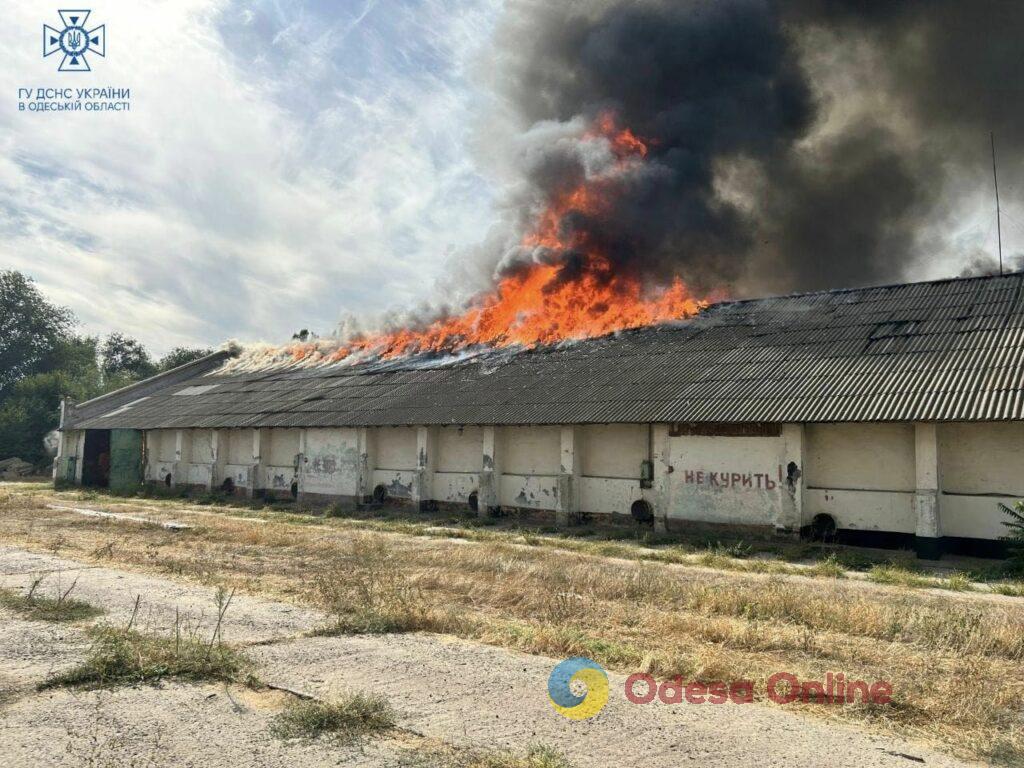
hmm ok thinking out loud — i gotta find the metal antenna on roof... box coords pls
[991,132,1004,275]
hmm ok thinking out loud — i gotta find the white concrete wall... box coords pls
[369,427,417,499]
[215,429,254,492]
[190,429,215,465]
[803,423,916,532]
[153,430,177,462]
[223,429,253,466]
[178,430,193,465]
[580,424,646,478]
[939,422,1024,496]
[499,473,559,509]
[579,477,645,516]
[499,426,560,510]
[666,434,786,526]
[371,469,416,498]
[300,427,360,497]
[375,427,417,470]
[144,430,177,484]
[74,419,1021,543]
[259,428,300,493]
[433,426,482,504]
[939,422,1024,540]
[502,426,560,475]
[187,463,214,487]
[436,426,483,472]
[265,429,300,468]
[61,430,82,460]
[175,429,215,488]
[805,423,915,491]
[804,488,916,533]
[941,495,1019,540]
[56,429,83,483]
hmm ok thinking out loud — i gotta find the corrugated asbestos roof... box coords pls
[64,272,1024,430]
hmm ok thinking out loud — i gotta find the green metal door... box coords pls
[109,429,143,492]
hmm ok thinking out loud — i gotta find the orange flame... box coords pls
[287,113,708,365]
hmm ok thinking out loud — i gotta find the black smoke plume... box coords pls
[480,0,1024,297]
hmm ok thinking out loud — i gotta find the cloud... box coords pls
[0,0,500,355]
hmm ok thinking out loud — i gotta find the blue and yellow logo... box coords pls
[547,657,609,720]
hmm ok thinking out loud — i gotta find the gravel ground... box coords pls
[0,546,980,768]
[0,546,323,644]
[251,633,973,768]
[0,613,89,693]
[0,683,420,767]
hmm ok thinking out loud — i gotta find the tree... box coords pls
[0,270,215,466]
[0,271,74,399]
[0,336,101,465]
[101,332,156,382]
[158,346,213,372]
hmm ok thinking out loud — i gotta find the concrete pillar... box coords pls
[556,425,581,527]
[53,409,65,484]
[296,429,307,496]
[413,426,435,511]
[778,424,805,535]
[170,429,184,488]
[356,427,374,503]
[213,430,227,489]
[74,432,86,484]
[479,426,501,517]
[247,429,262,499]
[208,430,220,490]
[141,430,151,483]
[651,425,672,533]
[914,422,943,559]
[54,429,76,484]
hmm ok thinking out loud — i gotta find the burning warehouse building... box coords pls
[55,271,1024,559]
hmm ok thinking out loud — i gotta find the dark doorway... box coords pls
[81,429,111,488]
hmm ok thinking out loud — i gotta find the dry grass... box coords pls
[2,484,1023,763]
[0,581,103,622]
[41,588,251,690]
[270,693,396,742]
[427,744,573,768]
[41,623,251,690]
[991,581,1024,597]
[311,537,442,634]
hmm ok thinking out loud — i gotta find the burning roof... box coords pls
[65,272,1024,430]
[221,113,712,374]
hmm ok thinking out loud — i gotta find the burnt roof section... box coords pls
[65,272,1024,429]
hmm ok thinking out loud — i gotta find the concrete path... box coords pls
[0,547,976,768]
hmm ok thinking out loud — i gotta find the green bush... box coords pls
[999,501,1024,574]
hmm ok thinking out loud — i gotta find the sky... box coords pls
[1,0,501,356]
[1,1,1019,358]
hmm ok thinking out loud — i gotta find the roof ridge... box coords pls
[710,270,1024,310]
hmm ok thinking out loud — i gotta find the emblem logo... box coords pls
[43,10,105,72]
[547,657,609,720]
